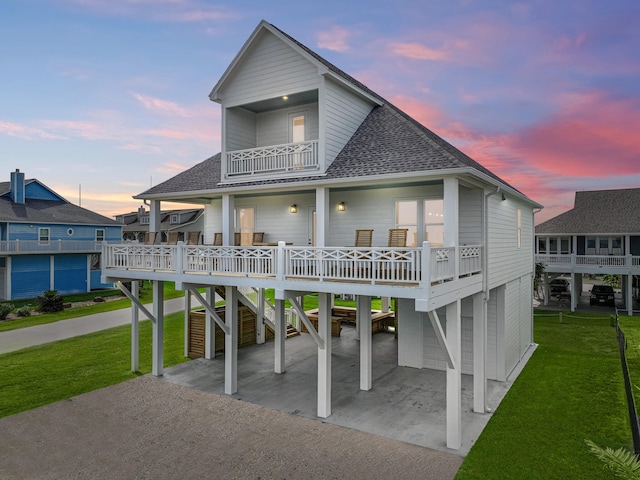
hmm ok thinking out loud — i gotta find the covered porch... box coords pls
[160,320,526,455]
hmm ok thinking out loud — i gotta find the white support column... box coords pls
[627,272,634,316]
[225,286,238,395]
[149,200,161,239]
[205,286,215,359]
[222,194,235,245]
[131,280,139,372]
[443,177,459,248]
[184,289,191,358]
[152,280,164,377]
[472,292,486,413]
[274,298,286,374]
[257,288,266,345]
[317,292,332,418]
[446,299,462,450]
[315,187,329,247]
[358,295,372,391]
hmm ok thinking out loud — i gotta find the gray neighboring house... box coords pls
[535,187,640,314]
[115,206,204,244]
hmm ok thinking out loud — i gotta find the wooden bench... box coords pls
[302,306,395,337]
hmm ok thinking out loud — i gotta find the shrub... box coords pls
[16,306,31,317]
[36,290,64,313]
[0,303,15,320]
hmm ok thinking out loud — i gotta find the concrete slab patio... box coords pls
[162,323,532,456]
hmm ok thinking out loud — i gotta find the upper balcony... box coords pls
[0,240,114,255]
[102,242,483,307]
[226,140,319,178]
[536,253,640,274]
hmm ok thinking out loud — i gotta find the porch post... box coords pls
[149,200,161,240]
[443,178,459,247]
[473,292,486,413]
[205,286,215,359]
[446,299,462,450]
[225,286,238,395]
[131,280,139,372]
[256,288,266,344]
[274,298,286,374]
[627,272,634,316]
[222,194,235,245]
[358,295,372,391]
[315,187,329,247]
[151,280,164,377]
[317,292,332,418]
[183,289,191,358]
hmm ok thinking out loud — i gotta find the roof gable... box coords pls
[536,188,640,234]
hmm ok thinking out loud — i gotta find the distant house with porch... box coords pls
[102,20,542,450]
[115,206,204,244]
[535,188,640,315]
[0,169,122,300]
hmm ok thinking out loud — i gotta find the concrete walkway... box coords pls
[0,297,190,355]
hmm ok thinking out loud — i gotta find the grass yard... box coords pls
[0,311,189,419]
[0,282,184,333]
[618,316,640,428]
[456,311,631,480]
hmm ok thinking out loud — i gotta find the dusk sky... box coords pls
[1,1,638,224]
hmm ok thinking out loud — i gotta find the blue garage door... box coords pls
[54,254,87,294]
[11,256,50,299]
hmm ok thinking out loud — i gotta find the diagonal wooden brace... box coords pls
[427,310,456,369]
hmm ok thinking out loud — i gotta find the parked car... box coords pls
[590,285,615,306]
[550,278,569,295]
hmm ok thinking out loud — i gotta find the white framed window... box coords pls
[90,254,101,270]
[96,229,105,242]
[395,200,418,247]
[67,228,74,236]
[170,214,179,224]
[424,199,444,246]
[538,237,547,254]
[39,227,50,243]
[235,207,255,246]
[140,216,150,224]
[395,198,445,247]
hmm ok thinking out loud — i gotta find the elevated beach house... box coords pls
[535,188,640,314]
[102,21,541,450]
[0,169,122,300]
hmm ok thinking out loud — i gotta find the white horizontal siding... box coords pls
[256,103,319,147]
[226,108,256,151]
[324,78,374,166]
[422,304,474,375]
[222,31,320,107]
[459,186,482,246]
[487,196,535,290]
[504,279,521,374]
[486,290,498,380]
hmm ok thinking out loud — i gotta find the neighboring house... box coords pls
[0,169,122,300]
[115,206,204,244]
[102,20,541,450]
[535,188,640,315]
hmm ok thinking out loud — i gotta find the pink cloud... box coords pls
[390,42,449,61]
[317,26,352,52]
[0,121,64,140]
[131,92,191,117]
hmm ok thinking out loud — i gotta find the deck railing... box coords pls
[536,253,640,271]
[226,140,319,177]
[0,239,115,254]
[103,242,482,288]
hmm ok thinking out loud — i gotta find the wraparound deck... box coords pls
[103,242,483,306]
[536,253,640,274]
[0,240,115,255]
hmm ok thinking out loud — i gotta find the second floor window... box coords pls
[96,229,105,242]
[140,216,150,224]
[171,214,179,224]
[39,227,50,243]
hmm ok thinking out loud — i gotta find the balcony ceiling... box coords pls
[242,90,318,113]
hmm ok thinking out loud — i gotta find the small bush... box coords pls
[16,306,31,317]
[36,290,64,313]
[0,303,15,320]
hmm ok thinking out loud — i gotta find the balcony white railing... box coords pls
[0,239,115,254]
[103,242,482,288]
[536,253,640,271]
[226,140,319,177]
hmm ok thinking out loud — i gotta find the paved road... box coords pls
[0,297,191,355]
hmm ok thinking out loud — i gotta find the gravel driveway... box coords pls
[0,376,463,479]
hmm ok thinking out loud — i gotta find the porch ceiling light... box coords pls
[282,95,288,101]
[337,201,346,212]
[289,204,297,213]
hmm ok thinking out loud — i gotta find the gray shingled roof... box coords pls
[138,22,523,199]
[0,196,120,225]
[536,188,640,234]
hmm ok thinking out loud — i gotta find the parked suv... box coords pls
[590,285,615,306]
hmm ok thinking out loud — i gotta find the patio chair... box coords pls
[252,232,265,245]
[144,231,158,245]
[354,229,373,247]
[387,228,408,247]
[167,231,180,245]
[213,232,223,246]
[186,231,201,245]
[234,232,241,246]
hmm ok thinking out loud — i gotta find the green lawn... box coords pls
[0,312,189,419]
[0,282,184,333]
[456,311,631,480]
